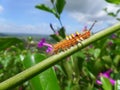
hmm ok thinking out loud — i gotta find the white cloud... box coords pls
[65,0,119,27]
[68,11,115,23]
[0,5,4,13]
[65,0,106,14]
[106,4,120,13]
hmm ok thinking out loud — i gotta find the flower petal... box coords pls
[110,78,115,85]
[38,38,46,48]
[96,80,102,85]
[46,47,53,53]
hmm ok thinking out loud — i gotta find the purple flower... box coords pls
[108,41,113,46]
[96,69,115,85]
[55,31,59,35]
[38,38,53,53]
[111,34,117,39]
[46,47,53,53]
[89,44,93,48]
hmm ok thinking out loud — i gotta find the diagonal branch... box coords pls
[0,23,120,89]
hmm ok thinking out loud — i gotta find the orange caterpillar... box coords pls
[52,21,96,53]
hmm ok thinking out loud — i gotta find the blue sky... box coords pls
[0,0,119,35]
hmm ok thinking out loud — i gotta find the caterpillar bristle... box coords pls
[76,32,79,36]
[68,35,72,39]
[66,36,69,40]
[71,34,75,38]
[51,22,96,54]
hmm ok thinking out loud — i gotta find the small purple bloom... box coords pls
[38,38,53,53]
[96,80,102,85]
[101,69,112,78]
[96,69,115,85]
[110,78,115,85]
[108,41,113,46]
[55,31,59,35]
[111,34,117,39]
[38,38,46,48]
[89,44,93,48]
[46,47,53,53]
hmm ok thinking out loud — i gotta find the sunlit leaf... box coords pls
[105,0,120,4]
[35,4,59,19]
[100,77,112,90]
[35,4,54,13]
[93,48,101,58]
[102,55,112,65]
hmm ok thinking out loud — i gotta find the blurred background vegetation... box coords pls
[0,0,120,90]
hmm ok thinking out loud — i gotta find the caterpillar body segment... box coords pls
[52,30,91,54]
[51,21,96,54]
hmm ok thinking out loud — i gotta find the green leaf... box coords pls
[100,77,112,90]
[116,9,120,15]
[93,48,101,59]
[102,55,112,65]
[35,4,54,14]
[50,34,63,41]
[76,56,84,71]
[35,4,60,19]
[58,27,66,38]
[113,55,120,66]
[0,37,24,51]
[23,53,60,90]
[108,12,116,17]
[94,59,104,75]
[105,0,120,4]
[50,0,55,4]
[55,0,66,14]
[116,18,120,21]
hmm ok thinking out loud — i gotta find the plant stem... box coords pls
[0,23,120,89]
[58,18,63,27]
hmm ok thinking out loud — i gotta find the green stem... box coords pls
[0,23,120,89]
[62,60,73,79]
[58,18,63,27]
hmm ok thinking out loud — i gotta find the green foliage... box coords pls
[0,37,24,51]
[100,77,112,90]
[104,0,120,21]
[50,27,66,41]
[58,27,66,38]
[0,37,60,90]
[105,0,120,4]
[50,34,63,42]
[114,80,120,90]
[0,49,23,82]
[55,0,66,15]
[104,8,120,17]
[36,4,58,17]
[1,0,120,90]
[35,0,66,25]
[0,23,120,90]
[23,53,60,90]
